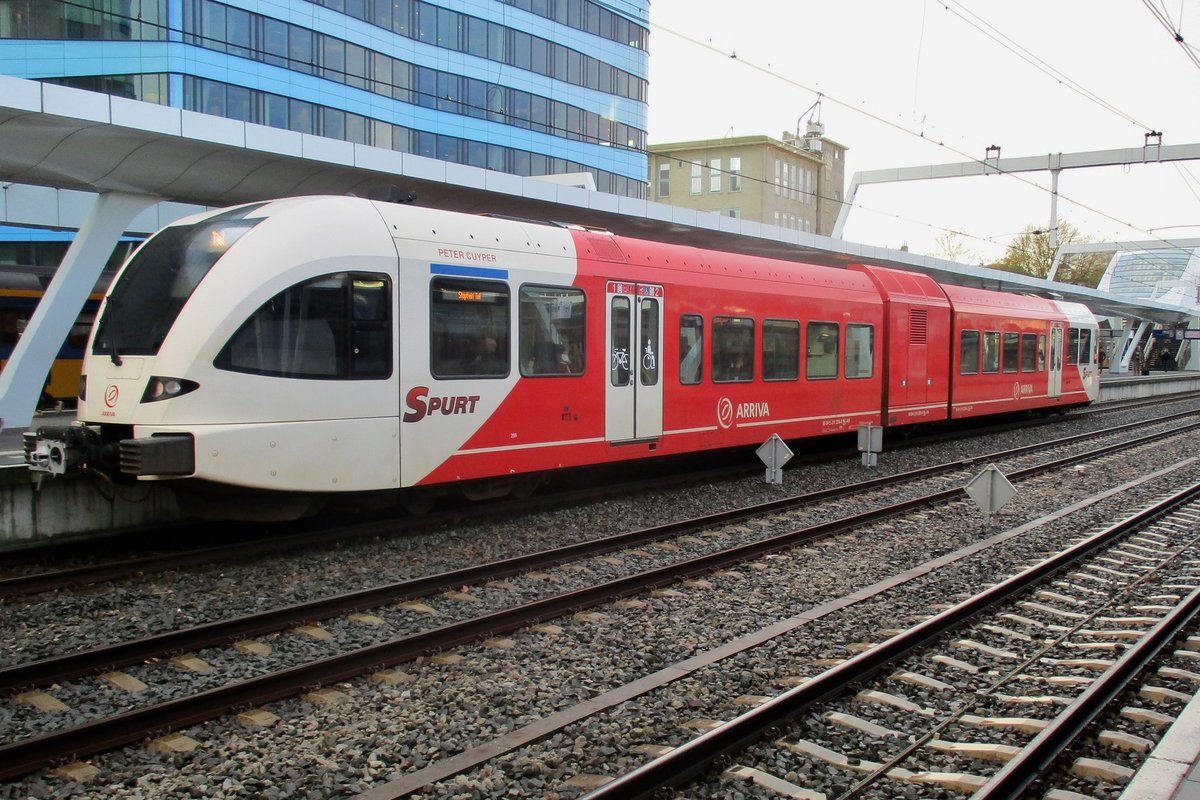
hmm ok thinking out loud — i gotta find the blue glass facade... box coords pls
[0,0,649,197]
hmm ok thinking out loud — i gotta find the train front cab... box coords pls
[850,264,951,427]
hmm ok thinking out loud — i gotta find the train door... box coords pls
[1048,326,1063,398]
[605,281,663,443]
[888,303,929,409]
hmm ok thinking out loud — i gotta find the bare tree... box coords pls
[932,231,979,264]
[990,221,1108,288]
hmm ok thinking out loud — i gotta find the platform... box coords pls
[1122,658,1200,800]
[1097,368,1200,400]
[0,408,70,469]
[0,409,179,546]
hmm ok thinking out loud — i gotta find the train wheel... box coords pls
[511,476,542,499]
[401,488,438,515]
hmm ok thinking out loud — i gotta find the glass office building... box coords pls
[0,0,650,198]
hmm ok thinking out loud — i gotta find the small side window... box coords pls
[519,285,585,377]
[1078,328,1092,366]
[712,316,754,383]
[960,330,980,375]
[679,314,703,385]
[1002,332,1020,373]
[845,323,874,379]
[1021,333,1037,372]
[430,277,509,378]
[982,331,1000,374]
[351,277,390,377]
[762,319,799,381]
[806,321,838,379]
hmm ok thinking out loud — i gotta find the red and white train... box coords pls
[26,196,1099,519]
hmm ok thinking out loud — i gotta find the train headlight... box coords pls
[141,376,199,403]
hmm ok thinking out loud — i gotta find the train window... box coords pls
[610,296,631,386]
[960,330,980,375]
[1038,334,1047,371]
[1,309,26,351]
[216,271,391,380]
[1078,328,1093,365]
[519,285,585,377]
[1066,327,1079,365]
[1002,332,1020,373]
[679,314,703,385]
[1021,333,1038,372]
[712,316,754,383]
[351,278,390,377]
[95,204,265,358]
[762,320,799,381]
[805,321,838,380]
[67,317,94,351]
[982,331,1000,374]
[845,324,874,379]
[639,297,660,387]
[430,278,510,378]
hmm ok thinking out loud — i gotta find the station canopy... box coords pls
[0,76,1192,325]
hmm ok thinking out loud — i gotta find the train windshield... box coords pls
[93,205,265,358]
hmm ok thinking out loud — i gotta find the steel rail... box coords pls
[973,584,1200,799]
[0,482,951,780]
[6,417,1197,696]
[579,482,1200,800]
[0,462,758,591]
[1,424,1196,781]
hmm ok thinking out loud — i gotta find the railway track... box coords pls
[3,396,1199,599]
[2,410,1200,789]
[5,410,1200,688]
[582,484,1200,800]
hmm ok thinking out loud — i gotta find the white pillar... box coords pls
[1046,169,1061,279]
[0,191,157,431]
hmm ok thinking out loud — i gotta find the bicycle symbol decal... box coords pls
[611,347,630,372]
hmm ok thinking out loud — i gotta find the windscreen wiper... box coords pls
[105,297,123,366]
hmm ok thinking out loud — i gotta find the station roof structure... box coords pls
[0,75,1195,325]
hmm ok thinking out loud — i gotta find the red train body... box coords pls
[30,198,1099,518]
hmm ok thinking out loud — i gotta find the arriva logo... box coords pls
[403,386,482,423]
[717,397,734,429]
[717,397,770,429]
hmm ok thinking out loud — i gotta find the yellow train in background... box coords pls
[0,279,104,406]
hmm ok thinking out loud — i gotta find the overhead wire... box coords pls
[1173,163,1200,206]
[1141,0,1200,70]
[941,0,1153,130]
[28,0,1200,277]
[648,11,1199,264]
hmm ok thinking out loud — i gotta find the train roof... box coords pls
[364,198,882,294]
[940,283,1096,322]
